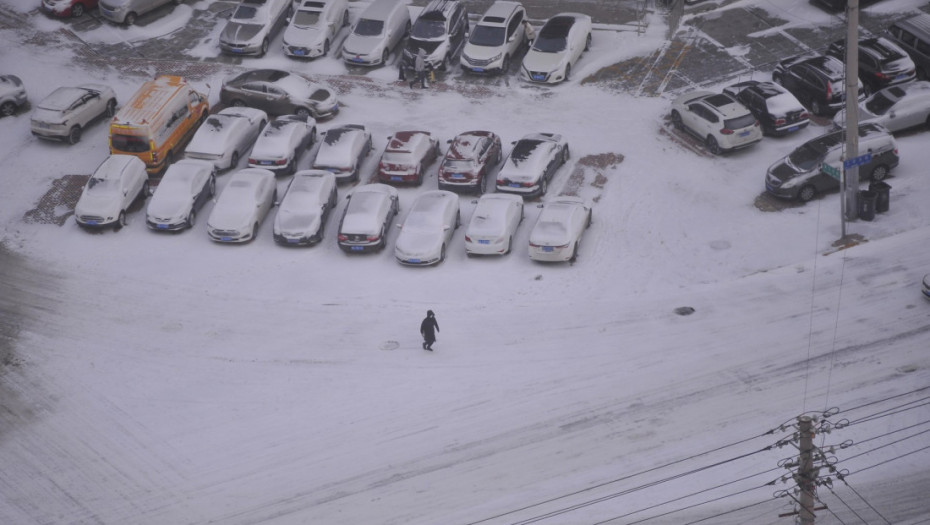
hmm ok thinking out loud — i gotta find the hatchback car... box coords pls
[438,130,502,194]
[528,196,592,263]
[401,0,469,73]
[460,1,528,75]
[337,183,399,253]
[723,80,809,137]
[825,36,916,94]
[496,132,569,197]
[765,123,899,202]
[219,0,292,57]
[773,54,866,116]
[248,114,316,174]
[283,0,349,58]
[74,155,150,230]
[273,170,338,246]
[465,193,524,256]
[341,0,411,67]
[834,81,930,134]
[394,190,461,266]
[0,74,27,118]
[184,107,268,170]
[145,158,216,232]
[670,91,762,154]
[206,167,277,243]
[521,13,592,84]
[30,84,118,144]
[312,124,373,183]
[40,0,98,18]
[377,130,440,186]
[220,69,340,120]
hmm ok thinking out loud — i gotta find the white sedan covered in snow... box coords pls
[30,84,117,144]
[465,193,524,256]
[833,81,930,134]
[528,196,592,263]
[145,159,216,232]
[313,124,373,183]
[185,107,267,170]
[337,183,399,253]
[496,132,569,198]
[74,155,150,231]
[282,0,349,58]
[273,170,338,246]
[248,114,316,174]
[521,13,592,84]
[206,168,277,243]
[394,190,460,266]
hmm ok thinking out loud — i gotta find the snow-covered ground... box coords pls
[1,1,929,524]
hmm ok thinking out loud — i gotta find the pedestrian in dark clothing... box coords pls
[420,310,439,351]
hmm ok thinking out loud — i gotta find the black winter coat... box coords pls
[420,315,439,343]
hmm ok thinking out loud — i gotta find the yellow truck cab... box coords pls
[109,75,209,174]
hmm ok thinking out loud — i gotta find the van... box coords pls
[109,76,209,175]
[99,0,180,25]
[887,13,930,80]
[765,123,899,202]
[341,0,411,67]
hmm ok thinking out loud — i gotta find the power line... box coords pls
[679,497,773,525]
[826,486,870,525]
[840,427,930,464]
[846,399,930,426]
[842,479,892,525]
[836,386,930,415]
[847,442,930,476]
[604,479,777,525]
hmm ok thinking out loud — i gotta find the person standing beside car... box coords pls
[420,310,439,351]
[412,48,429,89]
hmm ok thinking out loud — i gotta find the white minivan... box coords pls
[341,0,411,67]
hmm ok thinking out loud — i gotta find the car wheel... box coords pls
[251,222,259,241]
[140,180,150,201]
[562,144,570,163]
[231,99,246,107]
[505,235,513,255]
[870,164,889,181]
[295,107,312,119]
[124,12,137,25]
[287,158,296,175]
[706,135,722,155]
[671,110,683,130]
[230,151,239,170]
[259,38,269,57]
[208,175,216,197]
[441,55,450,72]
[342,10,349,27]
[404,20,412,36]
[564,63,571,81]
[501,54,511,74]
[811,99,826,117]
[309,127,317,145]
[439,243,446,263]
[541,177,548,195]
[381,48,389,65]
[164,151,174,171]
[67,125,82,145]
[772,72,782,84]
[378,227,387,249]
[584,33,592,51]
[925,114,930,130]
[586,210,592,228]
[1,101,17,117]
[187,209,196,229]
[105,99,117,117]
[570,241,579,262]
[323,39,331,56]
[116,211,126,231]
[798,185,816,203]
[71,3,84,17]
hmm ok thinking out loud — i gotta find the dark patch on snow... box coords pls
[675,306,696,316]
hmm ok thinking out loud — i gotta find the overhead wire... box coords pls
[841,479,892,525]
[835,385,930,415]
[826,486,870,525]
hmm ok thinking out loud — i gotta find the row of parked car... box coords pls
[72,154,592,264]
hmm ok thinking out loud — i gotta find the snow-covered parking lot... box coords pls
[1,1,930,524]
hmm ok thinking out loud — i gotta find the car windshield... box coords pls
[469,25,505,46]
[787,142,828,171]
[411,18,445,39]
[864,89,901,115]
[231,5,258,20]
[724,114,756,130]
[110,134,150,153]
[354,18,384,36]
[293,10,321,27]
[532,34,566,53]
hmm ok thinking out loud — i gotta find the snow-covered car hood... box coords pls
[522,48,568,74]
[284,25,325,47]
[209,187,261,230]
[395,228,443,258]
[75,190,120,218]
[252,126,302,158]
[343,34,384,56]
[222,23,264,44]
[275,204,322,234]
[147,179,194,220]
[462,43,503,62]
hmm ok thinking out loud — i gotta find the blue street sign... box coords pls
[843,153,872,169]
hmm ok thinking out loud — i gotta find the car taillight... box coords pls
[529,242,541,248]
[720,128,734,135]
[497,179,505,185]
[775,118,786,126]
[366,234,380,242]
[248,158,256,164]
[800,112,810,119]
[337,234,348,241]
[464,235,472,242]
[875,71,888,80]
[825,82,832,100]
[274,159,287,166]
[522,182,534,187]
[754,120,760,127]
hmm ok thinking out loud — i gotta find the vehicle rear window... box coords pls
[725,114,756,130]
[354,18,384,36]
[111,134,150,153]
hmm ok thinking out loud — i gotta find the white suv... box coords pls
[670,90,762,155]
[460,1,528,75]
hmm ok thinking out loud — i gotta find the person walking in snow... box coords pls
[412,47,429,89]
[420,310,439,351]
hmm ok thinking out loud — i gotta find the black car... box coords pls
[723,80,810,136]
[772,54,865,116]
[400,0,469,73]
[825,36,917,94]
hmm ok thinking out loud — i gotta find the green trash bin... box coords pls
[870,181,891,213]
[858,190,877,221]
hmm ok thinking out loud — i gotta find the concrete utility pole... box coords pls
[843,0,860,226]
[798,416,817,525]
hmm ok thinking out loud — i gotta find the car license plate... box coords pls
[738,130,750,137]
[543,246,554,252]
[532,74,545,81]
[409,258,421,264]
[509,183,521,188]
[472,67,485,73]
[391,176,402,181]
[350,57,364,63]
[478,239,490,245]
[157,224,169,229]
[451,173,465,180]
[231,48,243,54]
[895,73,908,81]
[293,49,306,56]
[87,220,98,226]
[258,160,273,165]
[788,126,799,132]
[350,246,364,251]
[221,236,232,242]
[287,239,299,244]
